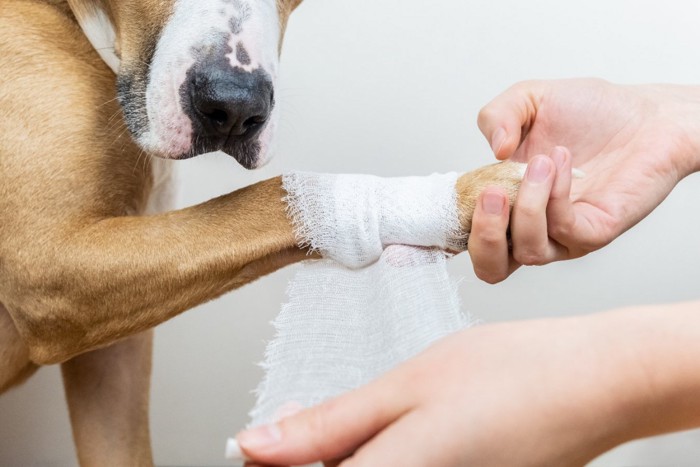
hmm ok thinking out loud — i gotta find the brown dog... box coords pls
[0,0,523,465]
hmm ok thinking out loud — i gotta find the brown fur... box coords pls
[0,1,521,465]
[456,162,523,234]
[0,305,38,392]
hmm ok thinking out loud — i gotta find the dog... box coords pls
[0,0,523,465]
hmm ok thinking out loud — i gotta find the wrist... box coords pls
[646,84,700,176]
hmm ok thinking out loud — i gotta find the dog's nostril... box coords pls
[244,115,267,128]
[205,109,230,126]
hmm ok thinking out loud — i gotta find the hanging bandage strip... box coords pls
[249,245,473,428]
[248,171,473,428]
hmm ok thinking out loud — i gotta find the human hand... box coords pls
[234,315,647,467]
[469,79,700,283]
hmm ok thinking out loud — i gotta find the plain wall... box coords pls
[2,0,700,465]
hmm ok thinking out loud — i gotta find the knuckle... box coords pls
[515,203,540,219]
[547,221,572,241]
[511,79,539,93]
[515,78,536,87]
[475,268,507,285]
[474,227,505,248]
[582,237,609,253]
[476,106,496,130]
[509,81,528,93]
[513,248,547,266]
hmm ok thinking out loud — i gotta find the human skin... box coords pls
[469,79,700,283]
[235,80,700,466]
[237,301,700,467]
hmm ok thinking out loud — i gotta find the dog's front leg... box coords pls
[1,175,310,366]
[61,332,154,467]
[0,305,38,392]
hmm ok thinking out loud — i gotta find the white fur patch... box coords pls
[144,158,178,215]
[69,2,121,73]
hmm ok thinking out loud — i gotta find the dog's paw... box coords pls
[450,161,526,250]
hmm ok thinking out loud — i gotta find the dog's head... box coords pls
[69,0,302,169]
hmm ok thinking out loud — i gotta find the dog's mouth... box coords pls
[182,137,262,169]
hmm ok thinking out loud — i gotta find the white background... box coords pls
[3,0,700,465]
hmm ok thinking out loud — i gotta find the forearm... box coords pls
[586,300,700,448]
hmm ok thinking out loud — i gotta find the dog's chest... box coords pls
[144,158,178,215]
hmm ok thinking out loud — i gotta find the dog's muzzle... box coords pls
[181,57,274,168]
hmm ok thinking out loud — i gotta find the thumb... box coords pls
[477,80,545,160]
[235,375,411,466]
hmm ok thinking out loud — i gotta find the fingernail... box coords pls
[551,146,567,170]
[225,438,249,461]
[491,128,507,155]
[237,424,282,450]
[482,191,505,215]
[526,157,552,184]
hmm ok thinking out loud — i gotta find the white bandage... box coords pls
[283,172,464,268]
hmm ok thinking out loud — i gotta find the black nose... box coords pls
[188,66,273,142]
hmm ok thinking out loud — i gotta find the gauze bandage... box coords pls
[227,165,538,461]
[282,172,466,268]
[247,172,472,430]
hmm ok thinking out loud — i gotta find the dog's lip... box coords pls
[147,145,258,169]
[226,151,259,170]
[169,139,260,169]
[142,124,265,169]
[227,142,262,170]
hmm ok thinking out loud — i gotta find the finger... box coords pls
[546,146,578,248]
[340,409,449,467]
[511,155,567,265]
[237,373,412,466]
[468,188,520,284]
[477,81,545,160]
[547,147,610,255]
